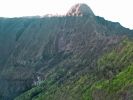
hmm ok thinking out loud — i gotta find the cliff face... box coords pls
[0,4,133,100]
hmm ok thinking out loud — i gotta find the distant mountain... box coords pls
[0,4,132,100]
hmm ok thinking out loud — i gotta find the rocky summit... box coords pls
[66,3,94,17]
[0,3,133,100]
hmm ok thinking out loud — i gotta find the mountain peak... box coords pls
[66,3,94,17]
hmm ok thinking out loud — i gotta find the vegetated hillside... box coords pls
[0,3,133,100]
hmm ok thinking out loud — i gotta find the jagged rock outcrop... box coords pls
[66,3,94,17]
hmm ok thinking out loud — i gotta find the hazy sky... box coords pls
[0,0,132,29]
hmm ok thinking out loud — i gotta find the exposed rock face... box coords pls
[66,3,94,17]
[0,4,132,100]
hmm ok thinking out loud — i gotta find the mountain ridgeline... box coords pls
[0,3,133,100]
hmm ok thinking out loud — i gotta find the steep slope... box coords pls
[0,3,132,100]
[14,38,133,100]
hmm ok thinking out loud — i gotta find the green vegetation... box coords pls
[97,39,133,79]
[91,64,133,100]
[15,39,133,100]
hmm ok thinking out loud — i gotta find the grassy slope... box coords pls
[84,39,133,100]
[15,38,133,100]
[91,64,133,100]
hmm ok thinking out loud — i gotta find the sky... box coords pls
[0,0,132,29]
